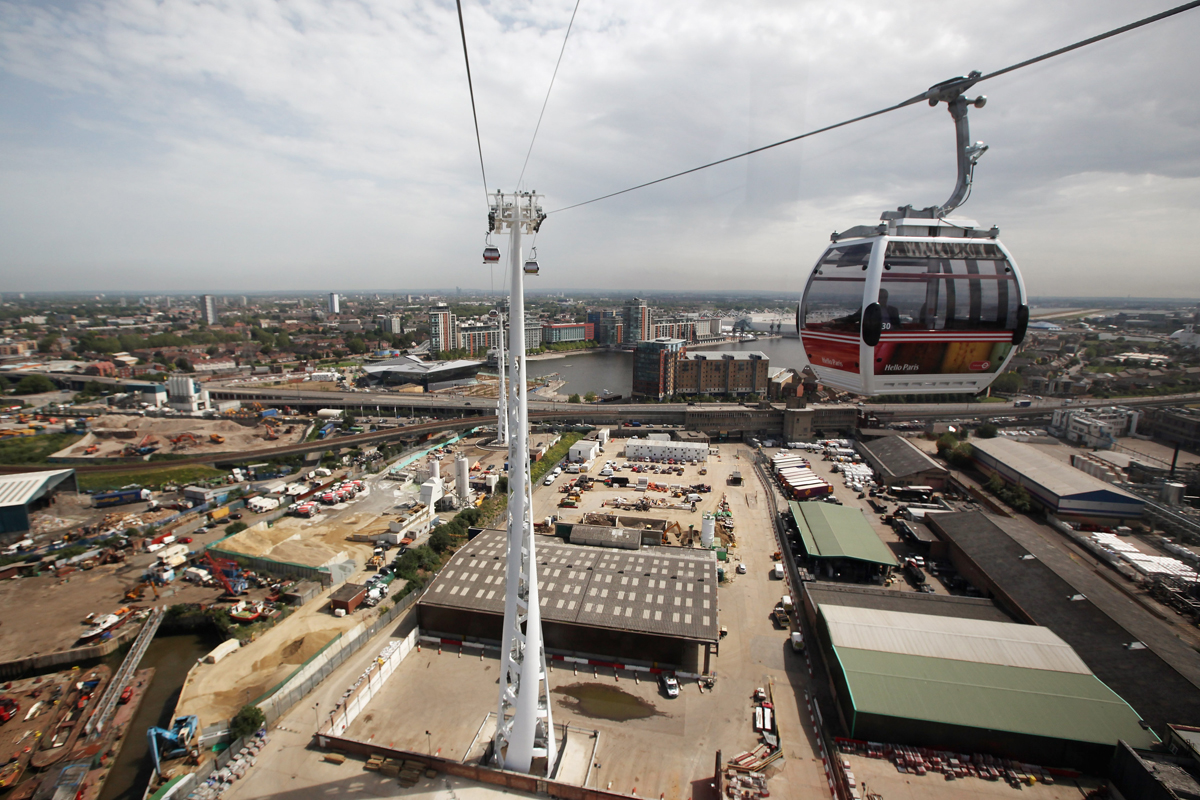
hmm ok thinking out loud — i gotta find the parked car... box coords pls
[659,673,680,698]
[229,512,243,520]
[735,562,747,575]
[179,536,193,544]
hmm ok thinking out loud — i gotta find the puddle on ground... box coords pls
[553,682,660,721]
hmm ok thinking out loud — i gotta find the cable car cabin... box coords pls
[799,213,1027,396]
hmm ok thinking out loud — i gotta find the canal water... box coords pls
[98,633,217,800]
[527,337,808,399]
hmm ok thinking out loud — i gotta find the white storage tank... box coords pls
[1163,482,1186,505]
[701,513,715,548]
[456,455,470,504]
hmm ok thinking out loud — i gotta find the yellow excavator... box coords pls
[125,581,161,601]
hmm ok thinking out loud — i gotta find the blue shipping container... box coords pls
[93,489,145,508]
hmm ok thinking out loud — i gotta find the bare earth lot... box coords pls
[51,413,306,459]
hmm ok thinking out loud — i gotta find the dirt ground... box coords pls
[175,587,384,727]
[0,558,223,661]
[50,413,306,459]
[219,491,395,568]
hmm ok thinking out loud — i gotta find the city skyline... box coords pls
[2,1,1199,297]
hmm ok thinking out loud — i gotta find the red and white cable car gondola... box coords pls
[798,73,1029,396]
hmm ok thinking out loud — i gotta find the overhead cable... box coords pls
[456,0,491,205]
[517,0,584,190]
[550,0,1200,214]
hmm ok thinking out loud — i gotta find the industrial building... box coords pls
[1048,406,1139,449]
[969,437,1145,520]
[856,435,949,489]
[813,602,1156,770]
[786,501,897,581]
[166,375,210,413]
[0,469,78,536]
[360,355,481,389]
[623,436,709,462]
[418,529,720,671]
[568,439,600,464]
[1139,406,1200,451]
[928,511,1200,734]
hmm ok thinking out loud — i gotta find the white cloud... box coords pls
[0,0,1198,296]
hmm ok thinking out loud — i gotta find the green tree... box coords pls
[935,433,959,455]
[14,375,55,395]
[0,375,8,393]
[346,337,368,355]
[976,423,999,438]
[231,705,265,739]
[37,333,60,353]
[429,527,452,553]
[948,442,974,469]
[991,371,1023,393]
[584,391,597,402]
[175,357,194,373]
[567,394,581,404]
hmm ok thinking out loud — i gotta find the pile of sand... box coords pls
[220,517,368,568]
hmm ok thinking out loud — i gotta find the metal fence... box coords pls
[205,545,340,587]
[257,589,422,726]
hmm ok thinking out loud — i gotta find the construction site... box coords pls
[49,412,307,459]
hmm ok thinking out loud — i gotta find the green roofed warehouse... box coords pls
[787,501,897,582]
[816,603,1157,771]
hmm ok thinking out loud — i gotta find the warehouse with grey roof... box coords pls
[0,469,77,537]
[418,529,720,671]
[856,435,949,489]
[970,437,1145,520]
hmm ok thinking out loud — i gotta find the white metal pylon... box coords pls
[495,309,508,446]
[489,191,554,775]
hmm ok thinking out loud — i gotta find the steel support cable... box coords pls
[549,0,1200,214]
[517,0,584,190]
[456,0,491,205]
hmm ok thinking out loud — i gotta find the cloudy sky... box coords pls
[2,0,1199,298]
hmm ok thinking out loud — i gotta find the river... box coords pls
[98,633,217,800]
[526,337,808,398]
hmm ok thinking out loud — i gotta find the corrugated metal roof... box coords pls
[422,529,719,642]
[569,525,641,550]
[970,438,1142,503]
[821,604,1090,674]
[837,648,1158,749]
[858,436,948,482]
[0,469,75,508]
[789,501,898,566]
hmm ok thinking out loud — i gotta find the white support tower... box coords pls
[488,191,554,775]
[495,309,509,446]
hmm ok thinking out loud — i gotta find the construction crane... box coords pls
[204,553,247,597]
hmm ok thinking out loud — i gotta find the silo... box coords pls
[701,513,715,548]
[456,455,470,504]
